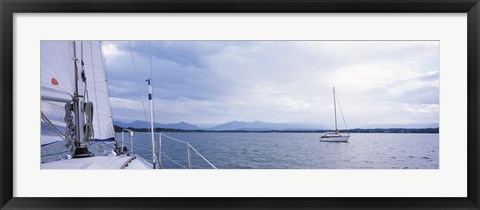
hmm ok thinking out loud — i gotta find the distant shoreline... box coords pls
[114,126,439,134]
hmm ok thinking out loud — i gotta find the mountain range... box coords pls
[113,120,438,131]
[114,120,325,131]
[210,120,324,131]
[113,120,200,130]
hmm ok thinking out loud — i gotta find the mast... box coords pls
[333,87,338,134]
[146,78,157,169]
[72,41,89,157]
[72,41,86,151]
[72,41,81,147]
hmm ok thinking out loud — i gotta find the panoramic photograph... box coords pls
[40,40,439,169]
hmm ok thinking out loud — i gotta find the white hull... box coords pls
[319,136,350,142]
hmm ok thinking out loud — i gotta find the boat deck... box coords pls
[41,155,152,169]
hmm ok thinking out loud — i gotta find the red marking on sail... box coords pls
[51,78,59,85]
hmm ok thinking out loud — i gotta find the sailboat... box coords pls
[320,87,350,142]
[40,41,153,169]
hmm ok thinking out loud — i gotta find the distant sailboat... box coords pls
[320,87,350,142]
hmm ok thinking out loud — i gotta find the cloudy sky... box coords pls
[102,41,439,129]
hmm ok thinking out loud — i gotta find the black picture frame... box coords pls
[1,0,479,209]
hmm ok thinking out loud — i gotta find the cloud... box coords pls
[102,43,124,60]
[110,97,147,111]
[102,41,439,128]
[403,104,439,113]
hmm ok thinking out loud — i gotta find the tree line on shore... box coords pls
[114,125,439,133]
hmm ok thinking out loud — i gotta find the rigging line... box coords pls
[81,41,89,102]
[188,145,217,169]
[160,133,189,144]
[128,41,149,125]
[90,42,101,47]
[100,41,116,137]
[148,41,153,79]
[41,111,66,141]
[160,134,217,169]
[89,41,101,135]
[161,152,188,169]
[335,92,349,133]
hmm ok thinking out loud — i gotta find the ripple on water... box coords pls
[42,132,440,169]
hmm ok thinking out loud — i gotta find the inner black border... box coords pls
[1,0,479,209]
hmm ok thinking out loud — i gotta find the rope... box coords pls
[64,102,75,148]
[81,42,89,102]
[128,41,150,126]
[84,102,94,143]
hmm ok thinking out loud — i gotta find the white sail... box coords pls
[80,41,115,142]
[40,41,153,169]
[41,41,115,145]
[41,41,76,102]
[40,41,77,146]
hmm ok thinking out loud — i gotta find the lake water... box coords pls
[41,132,439,169]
